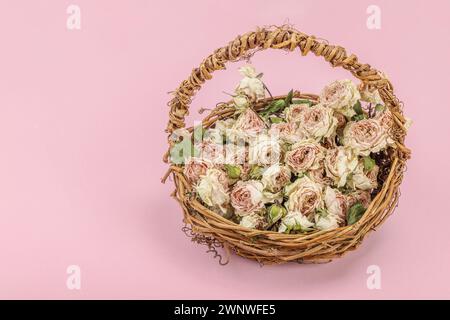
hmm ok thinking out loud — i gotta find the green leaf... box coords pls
[347,202,366,225]
[292,99,312,106]
[353,100,363,115]
[363,156,376,172]
[316,208,328,218]
[284,89,294,106]
[351,114,366,122]
[269,116,284,124]
[375,104,385,112]
[259,99,286,117]
[249,165,262,179]
[224,164,241,179]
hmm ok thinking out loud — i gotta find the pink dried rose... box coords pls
[346,190,372,209]
[285,176,323,216]
[285,140,325,174]
[324,146,358,187]
[230,180,265,216]
[323,186,348,223]
[283,103,310,123]
[319,79,361,118]
[232,108,267,137]
[183,157,213,184]
[268,121,303,144]
[195,141,225,164]
[261,164,291,193]
[308,166,334,186]
[248,134,281,166]
[298,104,338,140]
[342,118,393,156]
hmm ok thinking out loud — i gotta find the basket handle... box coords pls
[166,26,395,134]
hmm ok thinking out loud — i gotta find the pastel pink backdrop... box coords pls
[0,0,449,299]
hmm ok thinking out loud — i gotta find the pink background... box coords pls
[0,0,449,299]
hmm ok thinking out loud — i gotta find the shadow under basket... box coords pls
[162,26,411,265]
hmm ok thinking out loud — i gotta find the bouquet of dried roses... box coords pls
[163,27,411,264]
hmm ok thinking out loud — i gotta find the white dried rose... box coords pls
[314,211,340,231]
[323,186,347,222]
[348,162,379,191]
[283,103,310,123]
[236,65,265,100]
[285,176,323,216]
[298,104,338,140]
[285,140,325,174]
[233,95,249,110]
[239,213,265,230]
[195,168,230,214]
[360,87,384,105]
[278,211,314,233]
[268,121,303,144]
[230,180,265,215]
[324,146,358,187]
[249,134,281,166]
[320,79,361,118]
[342,118,393,156]
[215,118,236,134]
[239,65,259,78]
[261,164,291,193]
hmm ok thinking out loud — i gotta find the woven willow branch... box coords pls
[163,26,411,265]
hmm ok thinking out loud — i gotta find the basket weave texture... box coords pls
[162,26,411,265]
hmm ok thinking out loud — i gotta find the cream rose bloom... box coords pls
[285,176,323,216]
[195,168,230,214]
[232,108,267,138]
[236,65,265,100]
[314,212,340,231]
[184,157,213,184]
[249,134,281,166]
[320,79,361,118]
[268,121,303,144]
[284,103,310,123]
[360,87,384,105]
[279,211,314,233]
[261,164,291,193]
[348,162,379,191]
[223,143,247,166]
[239,213,266,230]
[298,104,338,140]
[230,180,265,215]
[324,146,358,187]
[233,95,249,110]
[342,118,393,156]
[323,186,347,222]
[215,118,236,134]
[285,140,325,174]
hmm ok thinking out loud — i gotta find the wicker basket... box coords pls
[162,26,411,265]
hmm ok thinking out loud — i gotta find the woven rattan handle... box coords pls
[166,26,396,134]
